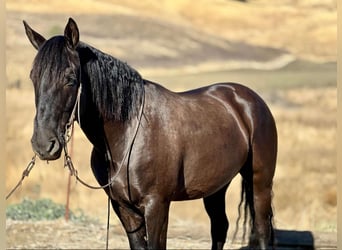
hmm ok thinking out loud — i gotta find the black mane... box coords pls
[77,42,145,122]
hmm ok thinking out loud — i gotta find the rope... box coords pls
[63,145,110,189]
[62,85,145,191]
[6,154,37,200]
[106,196,111,250]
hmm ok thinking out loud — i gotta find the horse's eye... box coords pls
[65,82,75,87]
[64,75,77,87]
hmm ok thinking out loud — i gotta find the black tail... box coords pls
[232,146,255,245]
[232,175,255,245]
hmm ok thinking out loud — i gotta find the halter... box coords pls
[64,82,82,144]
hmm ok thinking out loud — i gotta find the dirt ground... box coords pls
[5,218,337,249]
[5,1,337,249]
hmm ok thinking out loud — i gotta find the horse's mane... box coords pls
[77,42,145,122]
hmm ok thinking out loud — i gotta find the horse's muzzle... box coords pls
[31,135,62,161]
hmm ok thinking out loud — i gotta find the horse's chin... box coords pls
[34,148,62,161]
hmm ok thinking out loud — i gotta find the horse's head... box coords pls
[24,18,81,160]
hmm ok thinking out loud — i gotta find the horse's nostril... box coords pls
[47,140,55,152]
[47,138,60,156]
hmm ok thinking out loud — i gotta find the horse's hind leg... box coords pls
[249,132,276,249]
[203,184,229,250]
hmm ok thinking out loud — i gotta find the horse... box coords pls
[24,18,277,249]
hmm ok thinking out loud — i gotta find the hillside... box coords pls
[6,0,336,62]
[5,0,336,88]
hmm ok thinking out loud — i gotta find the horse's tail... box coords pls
[231,145,256,245]
[232,171,255,245]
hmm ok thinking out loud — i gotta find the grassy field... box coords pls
[147,61,336,92]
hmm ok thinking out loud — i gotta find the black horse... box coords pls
[24,18,277,249]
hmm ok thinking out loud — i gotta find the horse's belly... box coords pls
[172,132,248,200]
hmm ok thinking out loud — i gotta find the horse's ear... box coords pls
[64,18,79,49]
[23,20,46,50]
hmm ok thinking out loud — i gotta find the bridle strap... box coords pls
[63,82,146,191]
[64,83,82,143]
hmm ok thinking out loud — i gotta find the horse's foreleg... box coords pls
[91,149,147,248]
[143,196,170,249]
[112,201,147,249]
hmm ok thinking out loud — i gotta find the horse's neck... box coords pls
[77,82,106,153]
[76,54,106,153]
[79,86,138,163]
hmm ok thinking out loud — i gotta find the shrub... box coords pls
[6,198,94,223]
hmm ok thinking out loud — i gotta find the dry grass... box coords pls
[6,0,336,62]
[113,0,336,61]
[270,87,336,231]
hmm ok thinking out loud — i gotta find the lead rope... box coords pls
[62,138,110,250]
[106,196,111,250]
[63,84,145,191]
[6,154,37,200]
[63,86,144,250]
[6,83,145,194]
[64,83,145,250]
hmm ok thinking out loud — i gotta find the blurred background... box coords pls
[6,0,336,248]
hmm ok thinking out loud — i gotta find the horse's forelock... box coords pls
[31,36,74,88]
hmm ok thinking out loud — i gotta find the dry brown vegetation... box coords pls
[6,0,336,248]
[6,0,336,62]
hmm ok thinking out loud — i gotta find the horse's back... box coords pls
[144,80,277,153]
